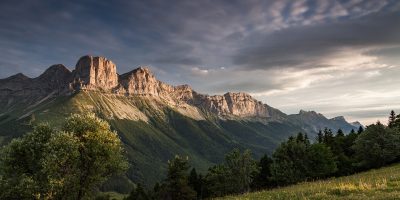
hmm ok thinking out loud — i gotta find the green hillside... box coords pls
[0,91,303,190]
[219,163,400,200]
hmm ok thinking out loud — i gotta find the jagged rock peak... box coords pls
[202,91,268,117]
[299,110,318,115]
[136,66,153,74]
[175,84,192,91]
[120,66,154,79]
[331,116,346,121]
[73,55,118,90]
[118,66,174,96]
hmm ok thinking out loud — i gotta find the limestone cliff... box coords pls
[0,55,291,120]
[72,55,118,90]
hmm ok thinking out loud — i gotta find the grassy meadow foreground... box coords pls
[219,164,400,200]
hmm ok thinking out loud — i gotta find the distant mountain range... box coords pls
[0,55,362,191]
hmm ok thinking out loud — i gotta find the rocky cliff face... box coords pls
[196,92,268,117]
[73,55,118,90]
[0,55,301,119]
[0,55,357,122]
[117,67,174,96]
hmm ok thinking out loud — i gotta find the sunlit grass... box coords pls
[218,163,400,200]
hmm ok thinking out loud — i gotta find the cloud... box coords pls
[0,0,399,125]
[233,11,400,71]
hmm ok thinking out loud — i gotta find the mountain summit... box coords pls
[0,55,360,188]
[0,55,283,119]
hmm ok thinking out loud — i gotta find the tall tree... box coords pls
[63,114,129,199]
[251,154,274,189]
[357,126,364,134]
[323,128,334,145]
[270,137,309,185]
[336,129,344,137]
[163,155,196,200]
[307,143,337,178]
[0,114,128,199]
[224,149,259,193]
[317,130,324,143]
[388,110,396,128]
[188,168,204,200]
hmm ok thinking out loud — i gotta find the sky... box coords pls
[0,0,399,125]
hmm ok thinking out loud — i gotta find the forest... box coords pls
[1,111,400,200]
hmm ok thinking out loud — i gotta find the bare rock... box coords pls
[73,55,118,90]
[118,67,174,96]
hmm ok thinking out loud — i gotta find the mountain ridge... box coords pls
[0,55,290,120]
[0,55,361,189]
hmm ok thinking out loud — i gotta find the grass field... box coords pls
[219,163,400,200]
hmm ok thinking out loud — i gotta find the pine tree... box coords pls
[296,132,305,143]
[164,155,196,200]
[336,129,344,137]
[252,154,273,189]
[357,126,364,134]
[317,130,324,143]
[188,168,203,199]
[323,128,334,145]
[388,110,396,128]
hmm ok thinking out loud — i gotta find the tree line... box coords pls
[1,111,400,199]
[125,110,400,199]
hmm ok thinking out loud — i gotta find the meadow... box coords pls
[219,163,400,200]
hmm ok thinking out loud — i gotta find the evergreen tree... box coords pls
[336,129,344,137]
[205,165,230,197]
[307,143,337,179]
[163,155,196,200]
[317,130,324,143]
[224,149,259,193]
[388,110,396,128]
[323,128,334,145]
[251,154,274,189]
[270,138,309,185]
[357,126,364,134]
[188,168,204,200]
[296,132,305,143]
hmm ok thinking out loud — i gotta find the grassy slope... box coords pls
[220,164,400,200]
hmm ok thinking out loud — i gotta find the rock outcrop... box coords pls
[73,55,118,90]
[117,67,174,96]
[197,92,268,117]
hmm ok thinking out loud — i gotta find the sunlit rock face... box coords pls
[117,67,174,96]
[0,55,275,119]
[198,92,269,117]
[73,55,118,90]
